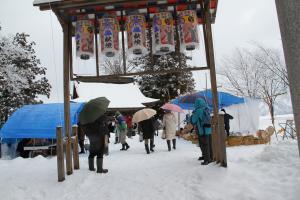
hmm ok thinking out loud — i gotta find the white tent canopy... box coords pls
[72,82,159,109]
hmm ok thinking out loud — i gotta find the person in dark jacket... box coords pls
[221,109,234,136]
[139,117,155,154]
[81,115,109,173]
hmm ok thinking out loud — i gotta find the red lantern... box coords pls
[75,19,94,60]
[152,12,175,55]
[177,10,199,51]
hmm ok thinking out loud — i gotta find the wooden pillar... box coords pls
[275,0,300,157]
[218,114,227,167]
[203,6,227,166]
[56,126,65,182]
[94,16,100,76]
[72,125,80,170]
[63,23,73,175]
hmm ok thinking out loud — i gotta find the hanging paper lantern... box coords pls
[75,19,94,60]
[99,17,120,57]
[152,12,175,54]
[126,15,147,55]
[177,10,199,51]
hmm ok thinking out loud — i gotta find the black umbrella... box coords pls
[79,97,110,125]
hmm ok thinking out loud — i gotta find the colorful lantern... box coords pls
[152,12,175,55]
[177,10,199,51]
[99,17,120,57]
[126,15,147,55]
[75,19,94,60]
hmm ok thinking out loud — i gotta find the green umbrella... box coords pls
[79,97,110,125]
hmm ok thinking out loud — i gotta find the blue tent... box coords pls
[171,89,245,110]
[0,103,84,139]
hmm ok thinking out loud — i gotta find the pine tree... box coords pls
[132,52,195,102]
[0,29,51,126]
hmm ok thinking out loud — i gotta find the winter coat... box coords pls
[139,118,155,140]
[163,112,177,140]
[116,114,127,131]
[191,98,212,136]
[81,115,109,154]
[224,113,233,129]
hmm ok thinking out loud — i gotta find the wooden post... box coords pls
[68,23,73,80]
[94,15,100,76]
[218,114,227,167]
[56,126,65,182]
[72,125,80,170]
[63,23,73,175]
[121,11,126,74]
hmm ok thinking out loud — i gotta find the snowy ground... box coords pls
[0,130,300,200]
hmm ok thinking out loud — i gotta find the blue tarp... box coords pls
[172,90,245,110]
[0,103,84,139]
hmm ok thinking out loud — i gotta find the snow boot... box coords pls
[201,161,209,165]
[167,140,171,151]
[114,137,119,144]
[172,139,176,150]
[88,157,95,171]
[120,144,126,151]
[96,157,108,173]
[150,139,155,152]
[145,144,150,154]
[125,142,130,150]
[198,156,204,161]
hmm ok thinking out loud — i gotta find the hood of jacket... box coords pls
[194,98,207,110]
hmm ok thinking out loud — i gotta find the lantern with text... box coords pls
[99,17,120,57]
[152,12,175,55]
[126,15,147,55]
[177,10,199,52]
[75,19,94,60]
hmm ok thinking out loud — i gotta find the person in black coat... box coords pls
[221,109,234,136]
[81,115,109,173]
[139,117,155,154]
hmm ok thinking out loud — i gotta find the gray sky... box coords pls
[0,0,282,102]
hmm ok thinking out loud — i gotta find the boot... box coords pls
[120,144,126,151]
[96,157,108,173]
[150,140,154,152]
[198,156,204,161]
[145,144,150,154]
[88,157,95,171]
[172,139,176,150]
[114,137,119,144]
[125,142,130,150]
[167,140,171,151]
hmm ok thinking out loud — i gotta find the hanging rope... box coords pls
[48,2,63,126]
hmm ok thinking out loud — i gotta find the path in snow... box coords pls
[0,134,299,200]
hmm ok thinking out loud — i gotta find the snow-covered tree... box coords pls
[131,52,195,103]
[0,30,51,125]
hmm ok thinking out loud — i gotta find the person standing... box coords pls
[81,115,109,173]
[191,98,212,165]
[115,111,130,151]
[162,110,177,151]
[221,109,234,137]
[139,118,155,154]
[125,115,133,138]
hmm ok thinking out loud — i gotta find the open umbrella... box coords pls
[132,108,156,123]
[79,97,110,125]
[161,103,183,113]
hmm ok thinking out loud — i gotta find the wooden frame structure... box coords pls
[34,0,227,179]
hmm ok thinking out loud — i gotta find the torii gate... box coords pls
[33,0,227,181]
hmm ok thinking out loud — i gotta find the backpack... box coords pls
[202,108,211,128]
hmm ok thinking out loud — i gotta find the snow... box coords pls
[72,82,159,108]
[1,131,300,200]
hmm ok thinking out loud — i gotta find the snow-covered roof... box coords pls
[33,0,60,5]
[72,82,159,109]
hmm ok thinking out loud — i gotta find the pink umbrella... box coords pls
[161,103,184,113]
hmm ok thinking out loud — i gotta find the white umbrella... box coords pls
[132,108,157,123]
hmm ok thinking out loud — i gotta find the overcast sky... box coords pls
[0,0,282,102]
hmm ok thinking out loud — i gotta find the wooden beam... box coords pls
[56,126,65,182]
[68,22,74,79]
[63,23,73,175]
